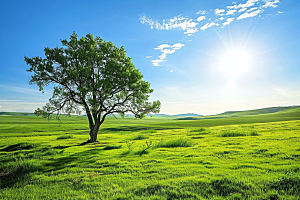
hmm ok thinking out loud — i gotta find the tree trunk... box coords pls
[89,124,100,142]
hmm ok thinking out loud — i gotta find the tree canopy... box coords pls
[25,32,161,142]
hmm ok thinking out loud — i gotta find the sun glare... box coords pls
[220,50,251,77]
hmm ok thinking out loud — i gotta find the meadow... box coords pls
[0,107,300,199]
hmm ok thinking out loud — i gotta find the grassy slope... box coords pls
[0,112,35,116]
[175,106,300,123]
[0,109,299,199]
[218,106,297,116]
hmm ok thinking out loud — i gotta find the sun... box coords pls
[220,50,251,77]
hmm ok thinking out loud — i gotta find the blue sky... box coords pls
[0,0,299,115]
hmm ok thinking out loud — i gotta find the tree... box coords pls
[25,32,161,142]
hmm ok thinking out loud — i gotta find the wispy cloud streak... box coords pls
[140,14,198,36]
[152,43,185,67]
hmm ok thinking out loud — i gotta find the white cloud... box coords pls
[218,17,225,21]
[200,23,209,30]
[184,28,198,36]
[172,43,185,50]
[151,59,164,66]
[166,69,173,72]
[140,14,198,36]
[196,10,206,15]
[154,44,171,50]
[0,105,2,109]
[222,18,235,28]
[139,14,164,30]
[226,10,237,15]
[237,9,262,20]
[248,7,258,12]
[146,56,152,58]
[197,16,205,21]
[238,8,248,12]
[227,0,259,10]
[262,0,280,8]
[152,43,185,66]
[215,9,225,15]
[200,22,217,30]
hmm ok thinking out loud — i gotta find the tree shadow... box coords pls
[0,143,37,152]
[102,126,180,132]
[45,148,103,172]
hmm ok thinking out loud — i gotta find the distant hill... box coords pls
[1,106,299,119]
[172,113,202,117]
[124,113,201,118]
[176,106,300,120]
[218,106,299,117]
[0,112,35,116]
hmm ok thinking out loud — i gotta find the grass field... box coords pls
[0,107,300,199]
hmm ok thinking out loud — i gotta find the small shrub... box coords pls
[133,134,149,140]
[249,130,259,136]
[155,138,192,148]
[125,141,135,152]
[103,145,122,150]
[221,131,246,137]
[191,128,206,132]
[221,130,259,137]
[56,135,73,140]
[136,141,152,156]
[141,129,157,134]
[189,128,210,135]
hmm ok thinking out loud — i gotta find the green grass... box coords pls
[220,130,259,137]
[103,145,122,150]
[154,138,193,148]
[132,134,150,140]
[0,108,300,199]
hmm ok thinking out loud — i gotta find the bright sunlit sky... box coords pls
[0,0,300,115]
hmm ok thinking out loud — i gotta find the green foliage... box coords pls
[56,134,73,140]
[154,138,192,148]
[25,32,160,142]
